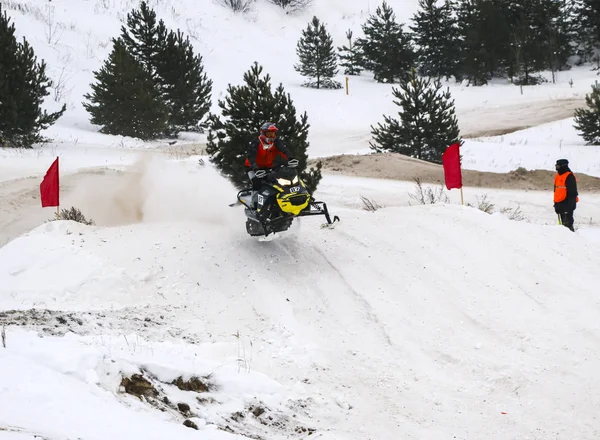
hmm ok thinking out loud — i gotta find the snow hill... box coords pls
[2,0,598,157]
[2,0,600,439]
[2,185,600,439]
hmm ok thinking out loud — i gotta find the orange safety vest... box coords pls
[554,171,579,203]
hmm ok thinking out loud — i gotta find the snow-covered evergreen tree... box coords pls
[119,1,167,81]
[119,1,212,134]
[410,0,460,79]
[338,29,362,76]
[206,62,322,192]
[155,29,213,133]
[0,4,65,148]
[356,1,414,83]
[573,0,600,67]
[83,38,168,140]
[370,69,462,163]
[574,83,600,144]
[454,0,490,85]
[294,16,342,89]
[503,0,570,84]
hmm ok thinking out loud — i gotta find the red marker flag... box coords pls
[442,143,462,190]
[40,157,59,207]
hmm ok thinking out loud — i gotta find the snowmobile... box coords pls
[236,158,340,237]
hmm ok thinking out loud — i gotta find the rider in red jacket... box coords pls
[245,122,292,189]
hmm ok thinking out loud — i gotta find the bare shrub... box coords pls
[408,177,450,205]
[185,18,201,41]
[170,6,181,21]
[218,0,255,13]
[43,4,65,45]
[2,0,42,19]
[3,0,65,45]
[360,195,383,212]
[267,0,312,12]
[466,194,495,214]
[165,143,205,159]
[51,64,74,103]
[49,207,95,225]
[233,330,253,374]
[84,32,97,59]
[501,205,527,221]
[94,0,112,13]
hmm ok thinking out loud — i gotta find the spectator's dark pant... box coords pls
[559,211,575,231]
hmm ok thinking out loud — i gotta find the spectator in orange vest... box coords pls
[553,159,578,232]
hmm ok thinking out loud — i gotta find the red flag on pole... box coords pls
[40,157,59,207]
[442,143,462,190]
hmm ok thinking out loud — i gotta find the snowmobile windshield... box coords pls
[274,167,297,180]
[272,166,299,186]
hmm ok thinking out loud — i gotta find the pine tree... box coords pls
[562,0,586,62]
[83,38,168,140]
[119,0,167,81]
[356,1,414,83]
[156,29,213,134]
[0,5,65,148]
[410,0,460,79]
[503,0,569,85]
[542,0,572,82]
[574,84,600,144]
[573,0,600,67]
[206,62,322,193]
[119,1,212,134]
[454,0,490,85]
[370,69,462,163]
[337,29,362,76]
[294,16,342,89]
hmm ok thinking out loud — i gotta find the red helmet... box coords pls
[260,122,277,145]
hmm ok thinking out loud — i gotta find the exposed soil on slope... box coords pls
[457,97,584,138]
[310,152,600,192]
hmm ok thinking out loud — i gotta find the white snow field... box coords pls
[2,0,600,439]
[2,193,600,440]
[3,0,599,155]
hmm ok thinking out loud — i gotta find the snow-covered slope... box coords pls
[3,1,600,439]
[462,117,600,176]
[4,0,598,158]
[2,196,600,439]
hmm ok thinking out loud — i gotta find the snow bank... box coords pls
[463,118,600,177]
[0,327,312,440]
[2,203,600,438]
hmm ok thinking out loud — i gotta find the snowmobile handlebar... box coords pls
[255,169,268,178]
[254,159,299,179]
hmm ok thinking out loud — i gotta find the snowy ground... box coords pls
[3,0,599,154]
[2,0,600,439]
[3,203,600,440]
[2,154,600,439]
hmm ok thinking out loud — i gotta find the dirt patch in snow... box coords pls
[117,368,317,439]
[457,98,585,138]
[311,152,600,192]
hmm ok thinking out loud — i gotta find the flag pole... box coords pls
[40,156,60,217]
[442,142,463,204]
[56,156,60,219]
